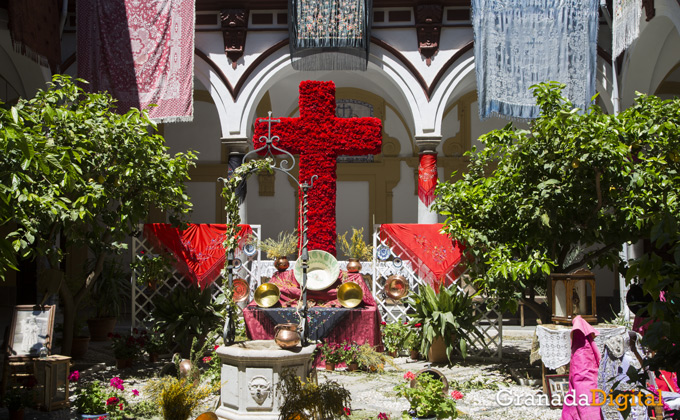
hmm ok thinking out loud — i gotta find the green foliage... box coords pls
[433,82,680,313]
[625,214,680,375]
[405,285,482,361]
[2,386,36,410]
[381,321,411,354]
[130,251,173,288]
[394,372,458,419]
[258,231,298,259]
[337,227,373,260]
[89,257,130,318]
[354,343,388,372]
[148,285,226,357]
[110,330,145,360]
[73,379,132,419]
[277,369,352,420]
[318,341,344,364]
[145,376,217,420]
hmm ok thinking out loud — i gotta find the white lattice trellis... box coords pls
[130,225,263,329]
[371,225,502,360]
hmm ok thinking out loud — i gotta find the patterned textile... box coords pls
[77,0,195,122]
[471,0,599,120]
[289,0,372,70]
[379,224,465,290]
[597,332,651,420]
[253,307,350,341]
[535,324,626,369]
[8,0,61,72]
[143,223,253,288]
[418,154,438,207]
[613,0,641,59]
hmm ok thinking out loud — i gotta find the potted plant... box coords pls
[87,258,130,341]
[130,250,172,290]
[337,227,373,272]
[277,369,351,420]
[381,321,410,357]
[147,285,226,358]
[71,372,138,419]
[2,386,35,420]
[394,371,459,419]
[257,232,298,271]
[318,341,343,371]
[354,343,387,373]
[405,284,483,363]
[143,330,167,362]
[339,341,359,371]
[110,330,144,368]
[144,375,217,420]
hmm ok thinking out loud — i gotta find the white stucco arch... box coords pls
[621,10,680,107]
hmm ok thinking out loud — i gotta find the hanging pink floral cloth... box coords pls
[143,223,252,288]
[561,315,602,420]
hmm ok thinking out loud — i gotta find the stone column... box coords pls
[415,136,441,224]
[222,137,250,223]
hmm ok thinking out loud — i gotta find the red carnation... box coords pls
[106,397,119,406]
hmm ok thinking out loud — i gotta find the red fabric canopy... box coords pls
[379,224,465,291]
[143,224,252,288]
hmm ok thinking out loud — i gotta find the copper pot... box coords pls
[346,258,362,273]
[274,256,290,272]
[274,323,300,349]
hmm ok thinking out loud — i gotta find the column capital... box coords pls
[414,135,442,155]
[221,137,249,155]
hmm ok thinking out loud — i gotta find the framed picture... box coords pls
[7,305,56,358]
[546,374,570,408]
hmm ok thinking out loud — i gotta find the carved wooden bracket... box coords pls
[415,5,443,66]
[642,0,655,21]
[221,9,249,69]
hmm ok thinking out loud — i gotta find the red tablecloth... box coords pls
[243,270,383,365]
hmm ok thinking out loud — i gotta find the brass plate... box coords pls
[337,281,363,308]
[254,283,280,308]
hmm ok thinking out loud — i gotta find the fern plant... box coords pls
[277,370,351,420]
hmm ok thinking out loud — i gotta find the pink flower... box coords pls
[97,417,107,420]
[119,403,124,410]
[132,389,139,396]
[450,390,464,400]
[106,397,119,406]
[378,413,389,420]
[404,371,416,380]
[202,356,212,363]
[343,407,351,416]
[110,377,124,391]
[68,370,79,382]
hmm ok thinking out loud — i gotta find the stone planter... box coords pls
[427,336,448,364]
[216,340,316,420]
[347,362,359,371]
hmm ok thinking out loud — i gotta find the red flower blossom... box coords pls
[119,403,124,410]
[380,321,386,326]
[132,389,139,397]
[450,390,464,400]
[343,407,351,416]
[414,323,422,328]
[214,345,220,350]
[106,397,119,406]
[202,356,212,363]
[378,413,389,420]
[404,371,416,380]
[68,370,79,382]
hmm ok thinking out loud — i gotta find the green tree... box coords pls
[433,82,680,320]
[0,75,196,354]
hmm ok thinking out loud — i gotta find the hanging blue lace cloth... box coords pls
[471,0,599,120]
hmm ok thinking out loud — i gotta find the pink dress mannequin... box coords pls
[560,315,602,420]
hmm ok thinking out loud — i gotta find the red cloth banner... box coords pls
[77,0,195,123]
[143,224,252,288]
[8,0,61,72]
[380,224,465,291]
[418,153,438,206]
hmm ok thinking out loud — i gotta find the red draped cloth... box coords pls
[243,270,383,366]
[8,0,61,72]
[418,153,438,206]
[380,224,465,291]
[143,223,252,288]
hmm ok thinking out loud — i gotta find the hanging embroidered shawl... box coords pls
[8,0,61,72]
[289,0,372,71]
[379,224,465,291]
[471,0,599,120]
[143,224,252,288]
[77,0,195,123]
[418,154,438,207]
[613,0,641,58]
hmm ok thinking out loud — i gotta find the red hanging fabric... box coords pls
[418,153,438,207]
[379,224,465,291]
[143,224,252,288]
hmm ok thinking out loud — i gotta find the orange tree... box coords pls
[433,82,680,322]
[0,75,196,354]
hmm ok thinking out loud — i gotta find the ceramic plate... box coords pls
[377,245,391,261]
[294,250,340,291]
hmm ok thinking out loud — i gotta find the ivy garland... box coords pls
[220,158,274,308]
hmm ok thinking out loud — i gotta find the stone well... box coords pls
[216,340,316,420]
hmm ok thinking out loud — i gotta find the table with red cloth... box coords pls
[243,270,383,352]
